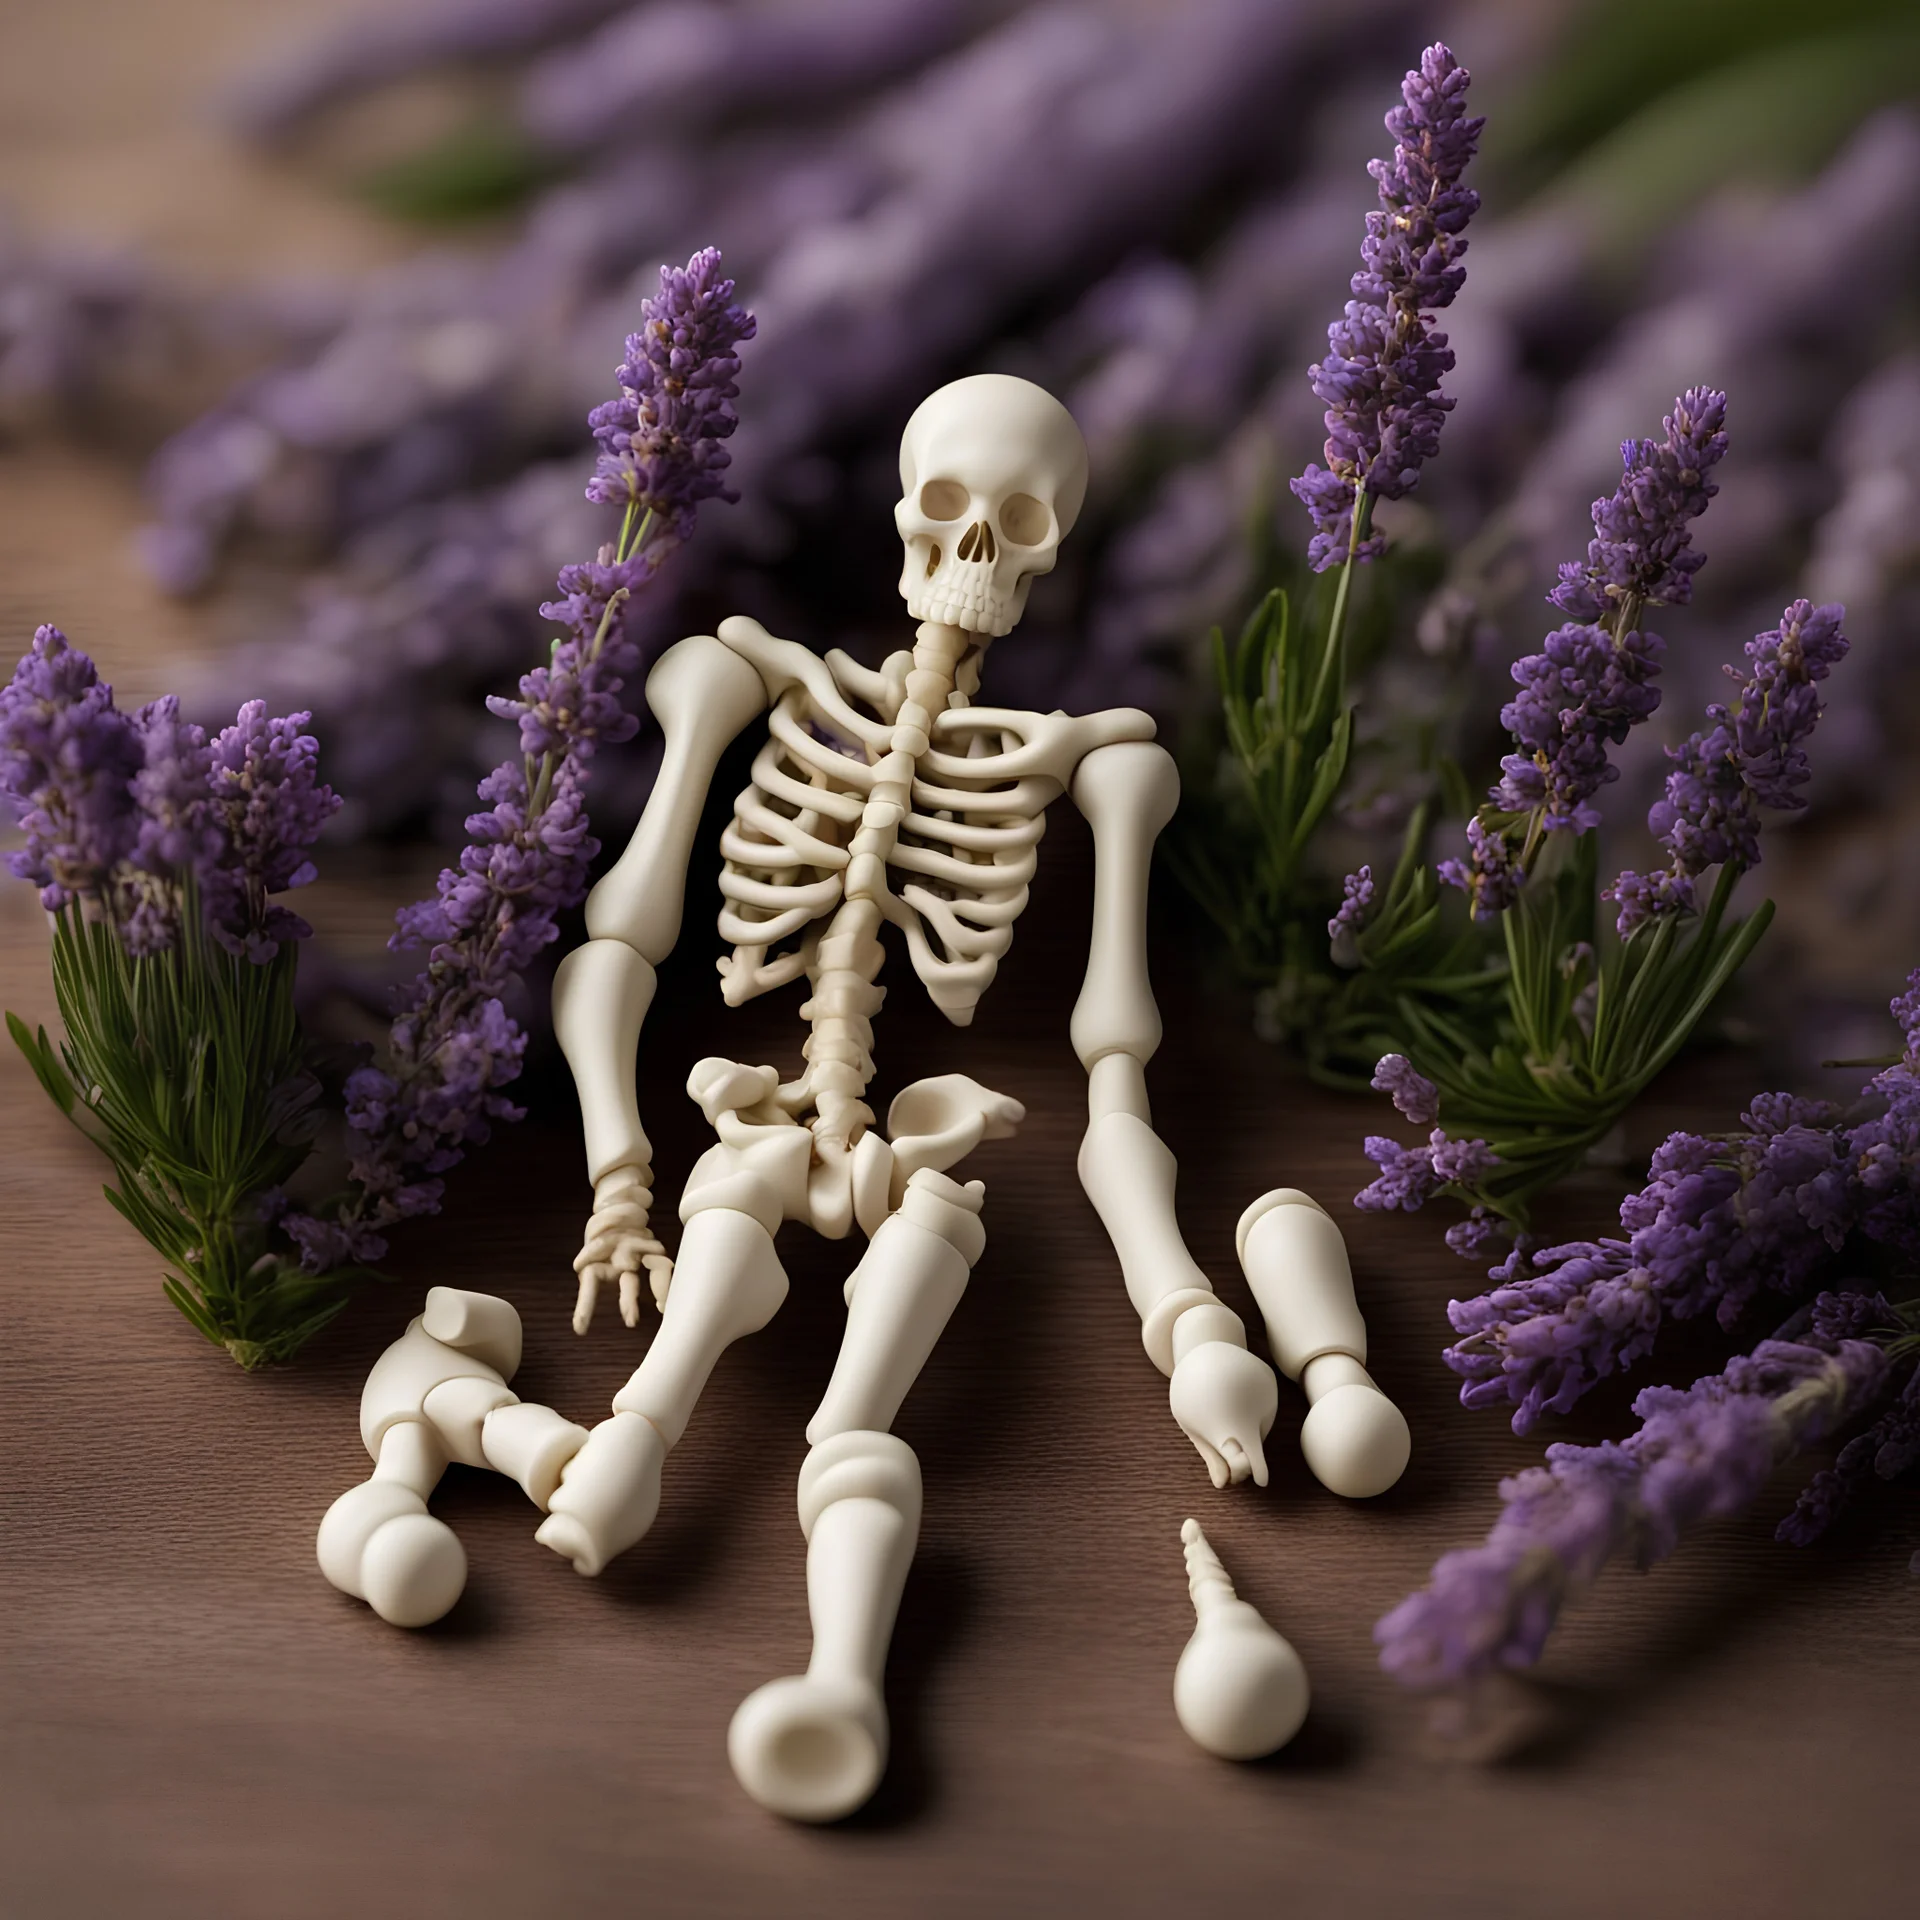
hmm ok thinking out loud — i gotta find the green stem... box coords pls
[1309,490,1373,721]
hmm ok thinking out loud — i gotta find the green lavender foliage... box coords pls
[1173,557,1501,1086]
[8,899,353,1368]
[1364,831,1773,1226]
[1180,575,1782,1237]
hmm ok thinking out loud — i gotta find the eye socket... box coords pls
[999,492,1050,545]
[918,478,969,521]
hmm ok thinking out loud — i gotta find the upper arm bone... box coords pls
[583,633,771,959]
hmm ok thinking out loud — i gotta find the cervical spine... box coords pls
[801,621,967,1154]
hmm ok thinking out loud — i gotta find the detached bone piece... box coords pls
[1173,1519,1310,1760]
[317,1287,587,1627]
[1236,1191,1410,1499]
[318,375,1403,1823]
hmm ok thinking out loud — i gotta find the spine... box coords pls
[803,622,965,1151]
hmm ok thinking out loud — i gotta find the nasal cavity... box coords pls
[957,521,997,564]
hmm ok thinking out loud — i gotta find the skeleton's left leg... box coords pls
[726,1168,983,1822]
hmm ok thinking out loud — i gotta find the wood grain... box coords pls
[4,818,1919,1919]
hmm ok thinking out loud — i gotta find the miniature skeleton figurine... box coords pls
[319,375,1406,1824]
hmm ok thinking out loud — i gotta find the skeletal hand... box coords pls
[573,1165,674,1334]
[1169,1340,1278,1490]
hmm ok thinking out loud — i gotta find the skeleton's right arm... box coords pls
[552,634,771,1330]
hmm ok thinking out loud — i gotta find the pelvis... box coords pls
[679,1056,1024,1241]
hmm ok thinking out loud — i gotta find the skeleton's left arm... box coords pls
[1069,740,1279,1488]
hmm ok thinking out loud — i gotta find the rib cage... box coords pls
[715,661,1050,1022]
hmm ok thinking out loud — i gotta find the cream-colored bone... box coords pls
[320,1289,590,1624]
[1068,739,1176,1070]
[728,1431,923,1823]
[559,632,773,1331]
[1235,1191,1410,1498]
[895,373,1088,637]
[1067,736,1283,1488]
[584,633,772,955]
[1173,1519,1310,1760]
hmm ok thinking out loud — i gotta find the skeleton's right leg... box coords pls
[535,1207,789,1575]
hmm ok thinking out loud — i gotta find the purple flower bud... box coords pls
[1378,1294,1894,1690]
[1328,863,1374,965]
[1291,44,1482,571]
[1618,599,1849,936]
[0,625,142,909]
[1548,387,1729,620]
[583,247,757,538]
[1437,813,1520,921]
[1372,1052,1439,1125]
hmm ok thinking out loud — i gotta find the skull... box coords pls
[895,374,1089,638]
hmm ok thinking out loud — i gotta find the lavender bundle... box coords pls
[1375,966,1920,1695]
[1,249,754,1366]
[1378,1292,1904,1695]
[1184,42,1853,1252]
[1346,567,1848,1252]
[1,629,345,1366]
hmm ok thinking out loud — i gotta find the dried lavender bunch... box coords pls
[1342,429,1848,1245]
[1,628,345,1367]
[281,250,754,1272]
[1376,1292,1899,1693]
[1448,966,1920,1432]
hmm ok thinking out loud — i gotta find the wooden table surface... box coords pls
[4,7,1919,1916]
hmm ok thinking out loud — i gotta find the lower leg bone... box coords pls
[537,1207,789,1575]
[806,1171,983,1444]
[727,1431,923,1823]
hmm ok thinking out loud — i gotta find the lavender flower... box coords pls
[1434,813,1519,922]
[1372,1052,1439,1125]
[1611,599,1848,938]
[1377,1293,1894,1690]
[1846,969,1920,1256]
[122,697,218,955]
[1548,387,1729,623]
[1444,1095,1854,1433]
[1489,620,1665,832]
[585,249,756,538]
[0,626,142,909]
[1445,1207,1507,1258]
[1444,391,1731,916]
[1357,1126,1498,1215]
[286,251,755,1270]
[1291,43,1482,571]
[1327,864,1374,965]
[202,703,341,961]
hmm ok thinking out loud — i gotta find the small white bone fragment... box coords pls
[1236,1190,1411,1498]
[1173,1519,1309,1761]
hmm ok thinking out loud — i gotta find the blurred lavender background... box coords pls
[4,0,1919,1061]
